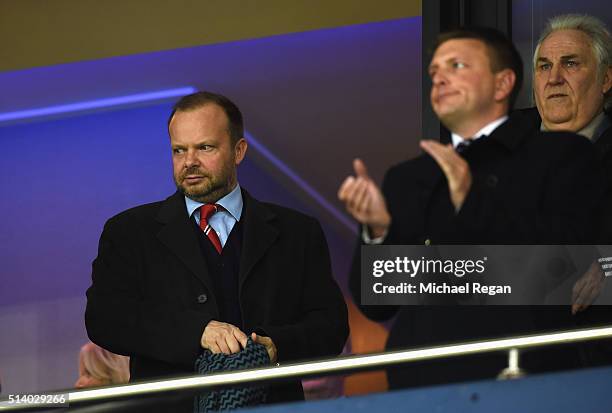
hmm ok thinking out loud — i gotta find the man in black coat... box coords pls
[531,13,611,251]
[85,91,348,409]
[528,13,612,366]
[338,28,601,388]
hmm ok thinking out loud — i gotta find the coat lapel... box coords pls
[415,113,523,216]
[239,190,279,288]
[155,192,215,290]
[488,112,531,151]
[414,153,446,216]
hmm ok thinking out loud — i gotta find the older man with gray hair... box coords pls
[531,13,611,140]
[524,13,612,366]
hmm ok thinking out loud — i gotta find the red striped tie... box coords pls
[199,204,223,254]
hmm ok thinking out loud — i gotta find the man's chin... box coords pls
[178,183,228,203]
[436,110,465,131]
[433,103,463,118]
[542,109,573,126]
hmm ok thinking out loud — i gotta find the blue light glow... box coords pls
[0,88,353,232]
[245,131,355,232]
[0,86,196,124]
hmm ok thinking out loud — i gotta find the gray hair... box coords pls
[533,14,612,112]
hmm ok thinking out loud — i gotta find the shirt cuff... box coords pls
[361,225,387,244]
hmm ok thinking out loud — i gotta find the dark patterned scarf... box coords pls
[194,338,269,412]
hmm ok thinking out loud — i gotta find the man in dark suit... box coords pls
[526,13,612,365]
[338,28,601,388]
[85,91,348,408]
[530,12,612,249]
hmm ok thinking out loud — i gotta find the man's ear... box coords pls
[234,138,248,165]
[494,69,516,103]
[602,66,612,95]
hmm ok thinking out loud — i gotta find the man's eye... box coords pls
[538,62,552,71]
[172,148,184,154]
[452,62,466,69]
[199,145,213,151]
[564,60,579,68]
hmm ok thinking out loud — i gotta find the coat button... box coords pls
[486,175,498,188]
[424,238,431,246]
[197,294,208,304]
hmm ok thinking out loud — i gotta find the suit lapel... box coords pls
[487,112,531,151]
[416,114,523,217]
[155,192,215,289]
[414,153,446,216]
[239,190,279,288]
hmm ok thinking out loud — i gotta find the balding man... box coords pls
[86,91,348,410]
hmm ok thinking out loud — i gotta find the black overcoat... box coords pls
[350,111,602,388]
[86,189,348,407]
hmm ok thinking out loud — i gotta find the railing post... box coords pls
[497,347,526,380]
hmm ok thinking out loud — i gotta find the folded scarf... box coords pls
[194,338,270,412]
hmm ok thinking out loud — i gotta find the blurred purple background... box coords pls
[0,17,421,393]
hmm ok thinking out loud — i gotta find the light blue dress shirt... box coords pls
[184,184,243,248]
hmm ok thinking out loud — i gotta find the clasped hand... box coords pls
[572,261,606,314]
[420,140,472,211]
[337,159,390,238]
[200,320,277,362]
[338,141,472,235]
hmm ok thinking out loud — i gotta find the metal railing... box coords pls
[2,325,612,410]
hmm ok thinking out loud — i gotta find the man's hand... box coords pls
[572,261,606,314]
[201,320,248,354]
[251,332,277,363]
[420,140,472,211]
[338,158,391,238]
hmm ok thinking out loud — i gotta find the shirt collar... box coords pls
[451,115,509,148]
[539,111,610,142]
[184,184,243,221]
[576,111,608,142]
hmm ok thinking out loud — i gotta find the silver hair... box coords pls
[533,14,612,112]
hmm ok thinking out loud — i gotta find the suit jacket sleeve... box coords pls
[85,217,212,368]
[254,218,349,363]
[347,167,403,323]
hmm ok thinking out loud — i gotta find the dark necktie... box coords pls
[199,204,223,254]
[455,139,472,154]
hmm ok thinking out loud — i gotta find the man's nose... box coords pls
[432,70,448,86]
[184,150,199,167]
[548,64,565,85]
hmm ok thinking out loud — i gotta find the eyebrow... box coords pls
[537,54,581,62]
[171,139,216,148]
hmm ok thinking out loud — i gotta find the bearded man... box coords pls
[85,91,348,411]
